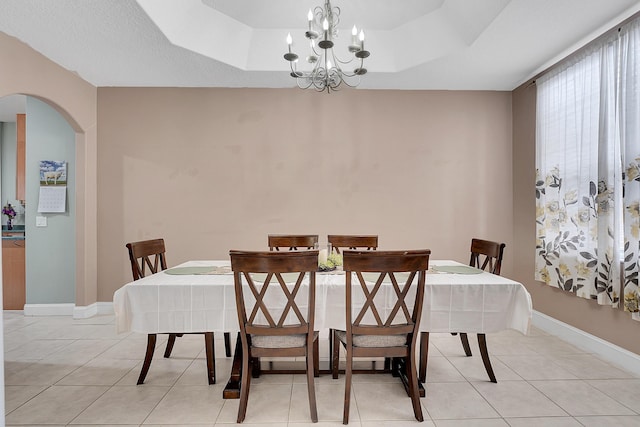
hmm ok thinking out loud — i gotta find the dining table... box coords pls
[113,259,532,398]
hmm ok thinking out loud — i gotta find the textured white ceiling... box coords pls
[0,0,639,91]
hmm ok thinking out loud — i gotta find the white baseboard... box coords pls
[533,310,640,377]
[23,302,114,318]
[24,303,75,316]
[73,302,114,318]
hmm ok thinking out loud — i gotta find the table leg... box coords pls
[392,357,426,398]
[223,332,243,399]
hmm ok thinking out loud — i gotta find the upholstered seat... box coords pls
[335,330,406,348]
[252,331,320,348]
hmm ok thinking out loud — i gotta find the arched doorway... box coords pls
[0,95,77,311]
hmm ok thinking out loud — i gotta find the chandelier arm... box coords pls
[310,43,321,57]
[297,77,315,90]
[328,50,354,77]
[339,75,360,88]
[333,55,356,66]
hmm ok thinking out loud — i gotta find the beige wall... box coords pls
[97,88,513,301]
[0,32,98,306]
[512,83,640,355]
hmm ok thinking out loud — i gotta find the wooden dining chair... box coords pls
[332,250,430,424]
[268,234,318,251]
[327,235,378,254]
[230,250,319,423]
[126,238,231,385]
[326,235,379,366]
[419,238,505,384]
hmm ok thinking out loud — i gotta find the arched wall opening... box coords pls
[0,92,96,315]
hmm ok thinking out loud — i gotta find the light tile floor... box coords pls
[4,311,640,426]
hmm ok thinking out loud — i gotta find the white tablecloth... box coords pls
[113,260,532,335]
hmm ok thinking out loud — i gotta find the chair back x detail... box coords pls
[126,238,167,280]
[470,238,505,275]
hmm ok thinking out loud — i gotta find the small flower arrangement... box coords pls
[318,253,343,272]
[2,202,16,219]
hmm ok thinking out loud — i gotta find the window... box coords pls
[535,17,640,318]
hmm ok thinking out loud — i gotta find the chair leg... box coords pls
[307,338,318,422]
[164,333,178,358]
[459,333,472,356]
[313,335,320,377]
[328,327,334,371]
[137,333,157,385]
[343,345,352,425]
[419,331,429,383]
[237,345,251,423]
[251,357,261,378]
[406,351,424,422]
[204,332,216,385]
[332,329,340,379]
[224,332,232,357]
[477,333,497,383]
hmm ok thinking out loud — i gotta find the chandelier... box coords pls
[283,0,370,93]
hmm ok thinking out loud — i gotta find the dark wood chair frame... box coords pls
[419,238,505,384]
[326,234,379,369]
[332,250,430,424]
[230,250,319,423]
[126,238,231,385]
[268,234,319,251]
[327,235,378,254]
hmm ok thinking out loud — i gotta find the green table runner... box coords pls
[164,266,231,275]
[432,265,482,274]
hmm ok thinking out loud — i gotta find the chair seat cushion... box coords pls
[335,330,407,348]
[251,331,319,348]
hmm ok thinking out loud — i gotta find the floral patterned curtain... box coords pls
[620,20,640,318]
[535,18,640,316]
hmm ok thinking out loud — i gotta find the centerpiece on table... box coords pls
[2,202,16,230]
[318,252,343,272]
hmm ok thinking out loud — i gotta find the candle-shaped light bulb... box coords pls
[307,9,313,30]
[327,59,332,70]
[359,30,365,50]
[286,32,292,52]
[352,25,358,45]
[322,17,329,40]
